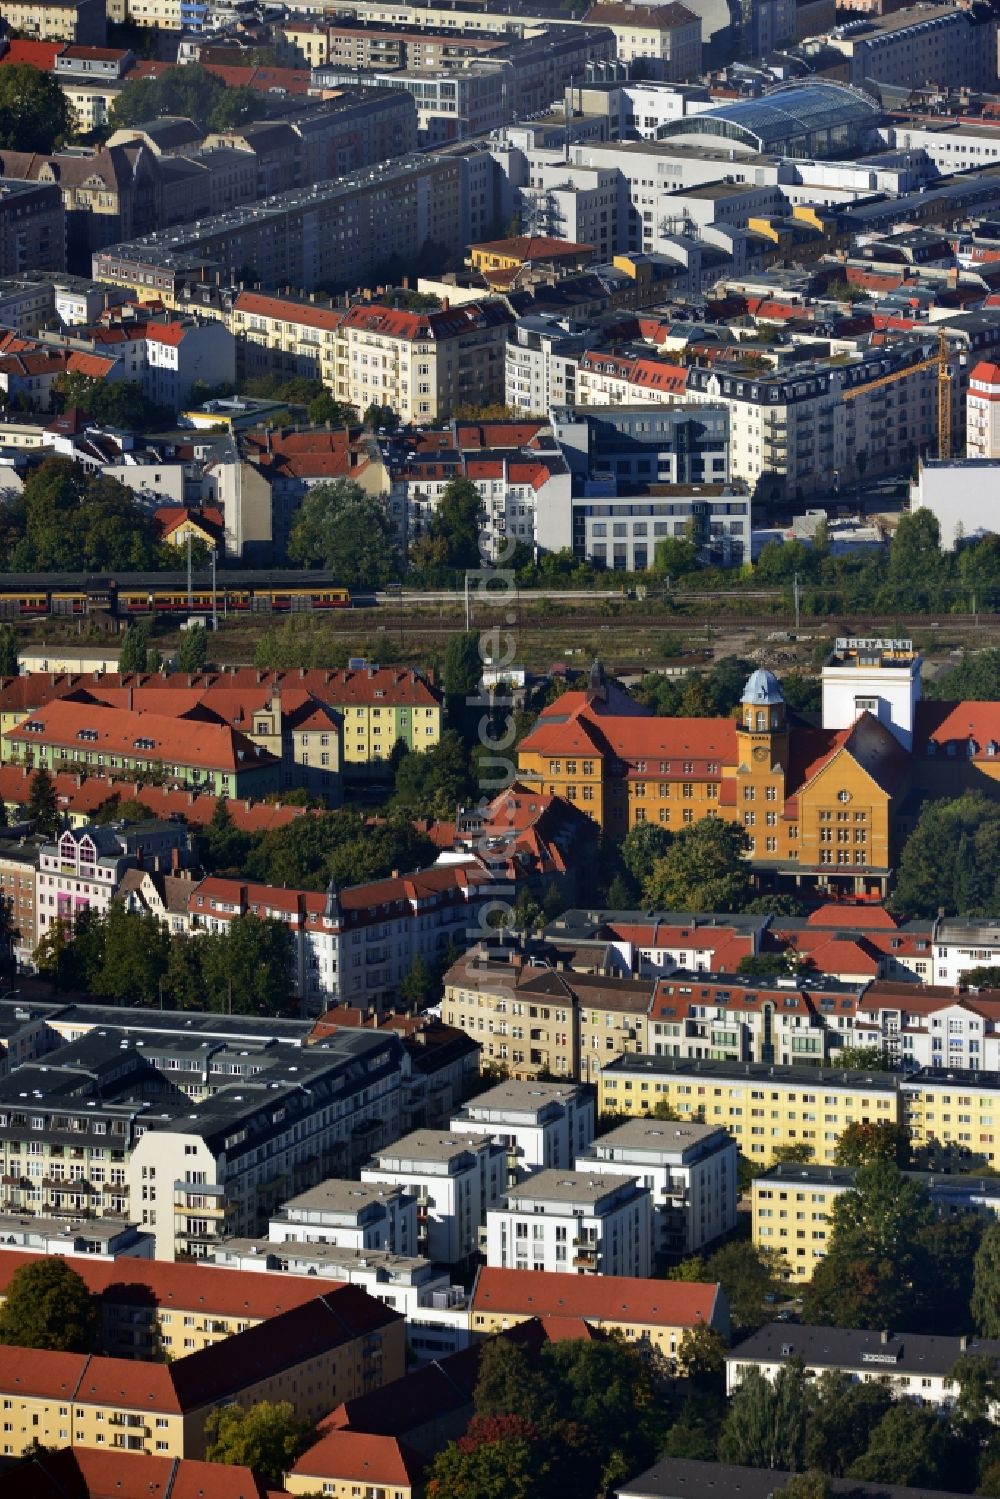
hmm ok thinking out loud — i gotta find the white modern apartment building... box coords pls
[266,1179,418,1256]
[362,1130,506,1265]
[910,459,1000,550]
[451,1079,596,1185]
[486,1169,652,1277]
[576,1118,738,1257]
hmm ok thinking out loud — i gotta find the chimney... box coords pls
[171,845,181,874]
[128,686,133,711]
[880,1329,891,1344]
[960,1334,970,1351]
[442,296,450,311]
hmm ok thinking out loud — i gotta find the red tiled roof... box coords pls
[915,698,1000,759]
[806,902,898,929]
[8,700,276,773]
[290,1430,424,1487]
[0,1250,340,1322]
[234,289,344,334]
[0,40,62,68]
[471,1267,722,1327]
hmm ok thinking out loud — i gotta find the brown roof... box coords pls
[585,0,699,24]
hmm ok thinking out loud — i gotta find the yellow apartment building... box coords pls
[0,1287,405,1461]
[469,1265,730,1356]
[598,1055,903,1166]
[752,1160,1000,1281]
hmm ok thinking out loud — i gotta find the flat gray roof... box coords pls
[280,1178,411,1217]
[504,1168,641,1205]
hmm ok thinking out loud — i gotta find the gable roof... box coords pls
[471,1267,722,1327]
[289,1430,424,1487]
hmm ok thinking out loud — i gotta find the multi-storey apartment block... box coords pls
[450,1078,596,1184]
[577,1117,738,1257]
[362,1130,506,1264]
[486,1168,652,1276]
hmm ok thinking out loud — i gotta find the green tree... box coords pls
[200,914,293,1016]
[888,507,941,587]
[890,794,1000,919]
[362,403,398,430]
[737,952,794,979]
[644,819,754,911]
[399,952,435,1008]
[411,476,484,573]
[672,1241,785,1335]
[33,920,73,990]
[443,631,482,701]
[781,1472,832,1499]
[802,1372,892,1477]
[426,1414,553,1499]
[391,731,473,820]
[92,904,169,1005]
[620,823,673,889]
[802,1160,936,1330]
[110,63,265,133]
[118,622,149,675]
[204,1400,311,1487]
[474,1337,553,1427]
[972,1221,1000,1338]
[0,623,17,676]
[771,1143,814,1165]
[676,1322,727,1383]
[0,65,68,152]
[653,534,699,577]
[307,391,357,427]
[0,1257,96,1352]
[27,766,59,836]
[833,1120,911,1167]
[9,457,162,571]
[832,1045,893,1071]
[199,796,253,875]
[847,1403,962,1489]
[287,478,397,586]
[958,965,1000,989]
[177,623,208,673]
[718,1364,809,1471]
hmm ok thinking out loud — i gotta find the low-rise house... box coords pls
[286,1430,425,1499]
[6,700,280,798]
[0,1285,404,1460]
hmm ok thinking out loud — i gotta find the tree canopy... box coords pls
[0,1257,96,1352]
[643,819,754,912]
[0,65,68,152]
[0,457,164,572]
[889,793,1000,918]
[110,64,266,133]
[204,1401,311,1487]
[411,476,484,574]
[287,478,398,585]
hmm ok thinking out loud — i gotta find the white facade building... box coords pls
[451,1079,596,1185]
[266,1179,418,1256]
[362,1129,506,1265]
[967,360,1000,460]
[911,458,1000,550]
[576,1118,738,1257]
[726,1324,1000,1410]
[486,1169,652,1277]
[820,636,921,751]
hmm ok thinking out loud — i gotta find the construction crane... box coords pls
[842,328,954,460]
